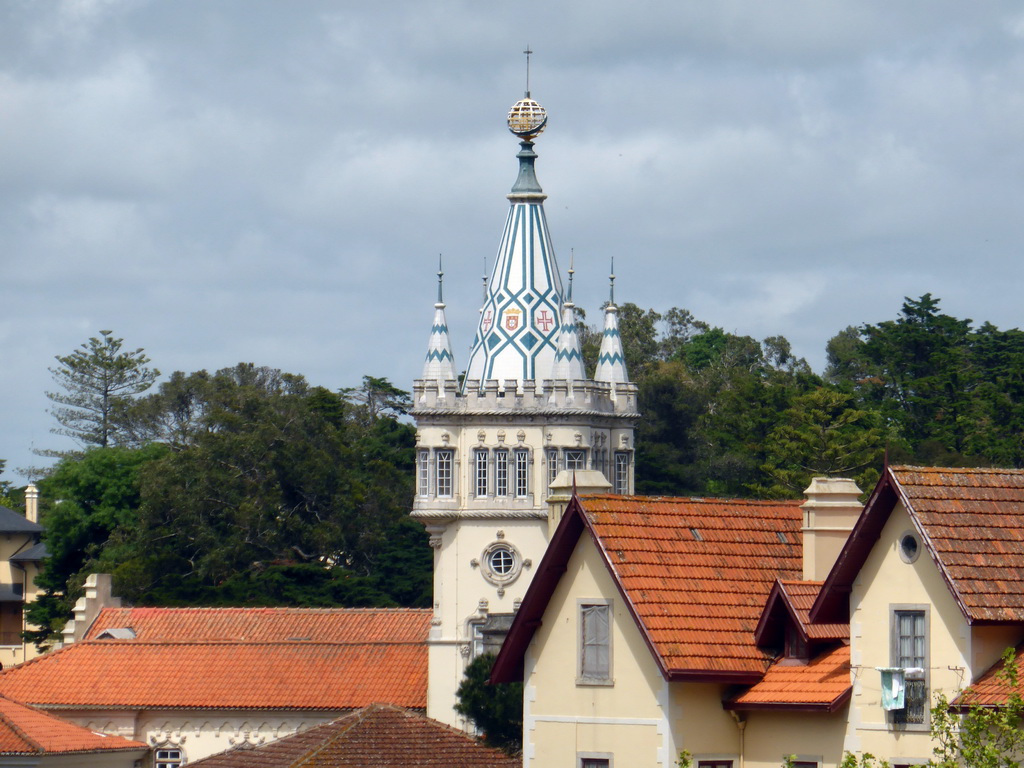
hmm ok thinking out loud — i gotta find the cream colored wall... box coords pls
[970,624,1024,681]
[0,533,45,669]
[669,683,740,761]
[67,708,339,764]
[847,502,970,762]
[523,533,670,768]
[742,707,849,768]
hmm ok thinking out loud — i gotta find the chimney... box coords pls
[546,469,611,537]
[801,477,863,581]
[24,484,39,524]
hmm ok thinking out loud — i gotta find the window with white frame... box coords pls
[892,608,927,725]
[578,600,612,684]
[474,449,489,497]
[436,449,454,498]
[613,452,629,494]
[580,758,611,768]
[495,449,509,496]
[565,449,586,471]
[546,448,559,489]
[155,747,184,768]
[417,450,430,497]
[514,449,529,498]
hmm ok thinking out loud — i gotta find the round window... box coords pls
[488,547,515,576]
[899,532,921,563]
[480,541,522,586]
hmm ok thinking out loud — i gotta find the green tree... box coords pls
[26,443,168,645]
[756,388,886,498]
[454,653,523,755]
[0,460,15,509]
[44,331,159,453]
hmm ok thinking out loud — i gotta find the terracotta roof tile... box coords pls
[0,637,428,711]
[953,642,1024,708]
[0,694,147,754]
[187,704,519,768]
[890,466,1024,622]
[582,495,804,677]
[86,607,430,643]
[728,644,851,711]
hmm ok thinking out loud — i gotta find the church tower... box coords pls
[411,88,639,727]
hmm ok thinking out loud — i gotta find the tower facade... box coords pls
[411,94,638,727]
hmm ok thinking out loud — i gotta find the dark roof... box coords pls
[9,542,47,562]
[492,493,803,685]
[812,465,1024,625]
[0,507,41,534]
[187,704,519,768]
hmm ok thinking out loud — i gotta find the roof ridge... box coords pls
[97,606,432,613]
[82,639,427,646]
[582,493,802,505]
[0,696,46,754]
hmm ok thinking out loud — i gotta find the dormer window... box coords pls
[785,622,808,661]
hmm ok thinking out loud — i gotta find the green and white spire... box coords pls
[464,92,565,388]
[551,251,586,381]
[421,255,456,388]
[595,259,628,383]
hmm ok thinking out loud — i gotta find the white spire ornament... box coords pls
[595,259,629,384]
[551,251,586,382]
[421,255,456,393]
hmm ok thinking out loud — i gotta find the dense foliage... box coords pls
[28,366,428,644]
[454,653,523,755]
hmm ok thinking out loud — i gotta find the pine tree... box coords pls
[45,330,159,453]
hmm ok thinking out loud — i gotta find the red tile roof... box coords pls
[755,580,849,650]
[813,466,1024,624]
[727,644,851,712]
[493,494,804,684]
[187,704,519,768]
[953,643,1024,708]
[0,694,147,755]
[86,607,430,643]
[0,610,431,711]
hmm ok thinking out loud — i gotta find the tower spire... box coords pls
[421,254,456,391]
[465,80,562,389]
[552,249,586,382]
[595,258,628,384]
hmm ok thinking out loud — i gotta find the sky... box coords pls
[3,0,1024,478]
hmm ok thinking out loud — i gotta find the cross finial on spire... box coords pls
[437,254,444,305]
[523,45,533,97]
[609,256,616,306]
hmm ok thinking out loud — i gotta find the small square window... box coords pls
[156,748,184,768]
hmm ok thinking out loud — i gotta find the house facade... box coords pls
[0,483,46,669]
[493,466,1024,768]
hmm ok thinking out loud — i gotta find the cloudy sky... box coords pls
[3,1,1024,477]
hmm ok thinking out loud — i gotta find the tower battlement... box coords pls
[412,378,639,417]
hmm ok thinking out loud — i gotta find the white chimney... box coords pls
[801,477,863,581]
[24,483,39,524]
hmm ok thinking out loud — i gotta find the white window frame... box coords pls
[436,449,454,498]
[546,448,559,491]
[474,449,489,498]
[613,451,629,494]
[155,747,184,768]
[514,448,529,498]
[577,598,613,685]
[417,449,430,497]
[495,449,509,497]
[565,449,587,471]
[579,755,613,768]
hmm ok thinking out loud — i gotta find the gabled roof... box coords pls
[492,494,803,684]
[0,611,430,711]
[0,506,41,534]
[187,704,519,768]
[0,694,146,755]
[84,606,430,643]
[726,644,852,712]
[812,465,1024,625]
[754,580,848,649]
